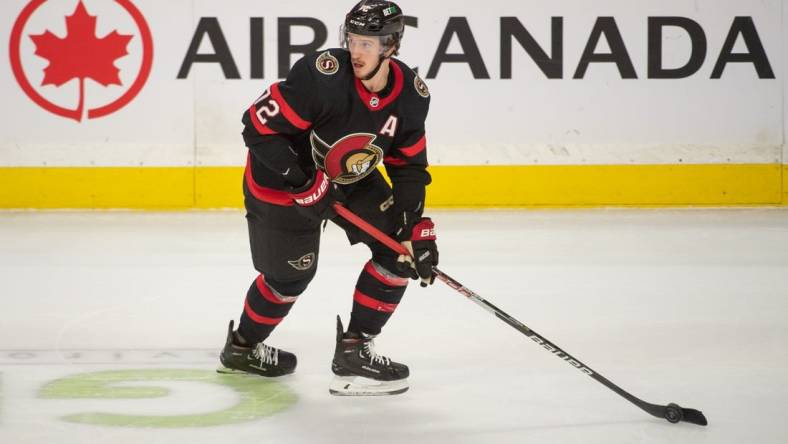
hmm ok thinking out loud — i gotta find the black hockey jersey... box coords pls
[241,48,431,216]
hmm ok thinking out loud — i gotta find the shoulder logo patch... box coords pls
[414,75,429,98]
[316,51,339,75]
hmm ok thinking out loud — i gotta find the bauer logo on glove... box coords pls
[292,171,330,206]
[289,170,343,221]
[396,217,439,287]
[419,227,435,238]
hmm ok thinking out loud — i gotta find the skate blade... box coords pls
[216,365,249,375]
[328,375,409,396]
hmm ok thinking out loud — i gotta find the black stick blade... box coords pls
[664,403,708,426]
[680,407,708,426]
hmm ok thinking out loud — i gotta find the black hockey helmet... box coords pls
[342,1,405,51]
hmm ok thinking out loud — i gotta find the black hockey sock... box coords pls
[348,261,408,336]
[238,274,300,344]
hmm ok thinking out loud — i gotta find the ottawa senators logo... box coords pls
[288,253,315,271]
[310,131,383,184]
[414,75,429,98]
[315,51,339,75]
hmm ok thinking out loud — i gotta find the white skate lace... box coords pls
[363,340,391,366]
[252,343,279,366]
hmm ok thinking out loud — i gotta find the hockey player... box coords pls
[217,0,439,396]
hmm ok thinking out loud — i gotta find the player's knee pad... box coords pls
[369,256,407,280]
[266,275,313,296]
[370,249,410,279]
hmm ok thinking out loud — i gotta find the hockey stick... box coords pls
[333,203,708,426]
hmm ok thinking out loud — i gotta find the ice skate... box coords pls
[329,316,409,396]
[217,320,296,377]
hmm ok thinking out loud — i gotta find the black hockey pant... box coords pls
[237,171,411,344]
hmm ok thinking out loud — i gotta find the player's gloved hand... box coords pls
[289,170,342,221]
[395,214,438,287]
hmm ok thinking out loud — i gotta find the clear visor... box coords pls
[340,25,389,56]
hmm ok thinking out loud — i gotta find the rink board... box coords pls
[0,163,784,209]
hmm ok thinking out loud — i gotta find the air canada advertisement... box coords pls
[1,0,783,167]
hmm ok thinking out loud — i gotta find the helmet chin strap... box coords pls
[361,53,389,81]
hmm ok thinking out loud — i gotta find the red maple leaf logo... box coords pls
[29,1,133,121]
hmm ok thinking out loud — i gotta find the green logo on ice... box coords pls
[38,369,297,427]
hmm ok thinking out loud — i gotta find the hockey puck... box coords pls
[664,403,683,424]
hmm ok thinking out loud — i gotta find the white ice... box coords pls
[1,208,787,443]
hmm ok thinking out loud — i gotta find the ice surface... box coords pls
[1,208,787,443]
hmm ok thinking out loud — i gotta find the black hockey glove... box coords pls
[395,216,439,287]
[289,170,342,221]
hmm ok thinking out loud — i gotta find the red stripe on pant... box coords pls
[353,289,399,313]
[244,153,294,206]
[244,300,284,325]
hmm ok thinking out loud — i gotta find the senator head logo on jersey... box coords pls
[310,131,384,184]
